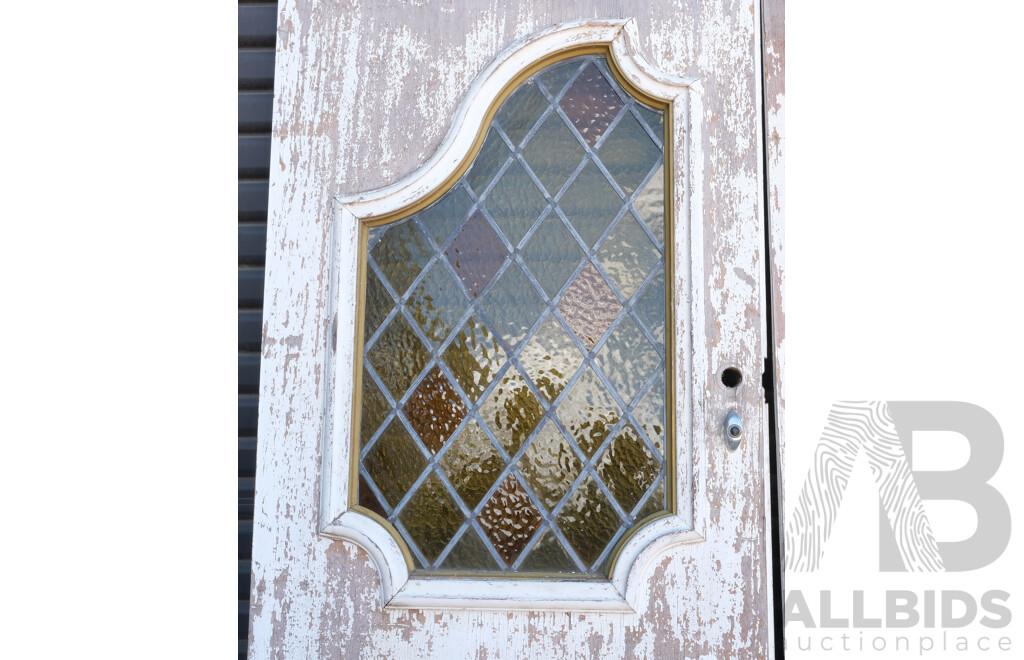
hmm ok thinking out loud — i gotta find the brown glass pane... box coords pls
[467,128,511,195]
[441,315,506,403]
[519,215,582,299]
[632,371,666,458]
[556,476,621,568]
[416,185,474,247]
[518,529,577,572]
[495,81,549,148]
[596,214,660,299]
[406,261,467,345]
[358,474,388,519]
[597,423,660,514]
[444,211,507,298]
[485,161,547,246]
[557,368,621,458]
[632,265,665,348]
[478,368,543,456]
[635,479,667,522]
[597,112,662,195]
[403,366,467,455]
[359,369,390,449]
[594,316,660,405]
[557,162,622,248]
[477,474,542,565]
[559,63,624,147]
[557,264,621,351]
[366,313,431,400]
[440,419,504,509]
[633,164,665,246]
[399,473,464,565]
[522,113,584,196]
[440,527,499,571]
[370,220,432,298]
[362,420,428,509]
[364,267,393,341]
[518,316,582,404]
[538,59,579,97]
[517,421,581,512]
[479,263,543,349]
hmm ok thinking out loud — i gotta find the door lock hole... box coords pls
[721,367,742,388]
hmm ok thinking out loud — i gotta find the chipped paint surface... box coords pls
[252,1,773,657]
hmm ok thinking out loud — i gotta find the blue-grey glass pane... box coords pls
[468,128,511,196]
[370,220,432,298]
[496,81,549,148]
[406,261,467,346]
[522,113,584,196]
[485,160,547,246]
[519,215,582,299]
[636,104,664,138]
[558,162,622,248]
[416,185,474,247]
[440,527,500,571]
[479,263,544,348]
[593,316,660,406]
[538,59,580,98]
[633,165,665,246]
[632,265,665,347]
[596,214,660,299]
[597,112,662,195]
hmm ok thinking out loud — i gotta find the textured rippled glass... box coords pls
[358,54,670,575]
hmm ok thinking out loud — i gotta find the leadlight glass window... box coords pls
[356,54,670,575]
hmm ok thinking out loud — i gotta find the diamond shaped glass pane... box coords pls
[518,316,582,404]
[479,263,543,349]
[517,421,582,512]
[362,419,427,509]
[477,475,542,566]
[416,185,474,247]
[495,80,549,148]
[467,128,511,196]
[522,113,584,196]
[403,366,467,455]
[559,63,624,147]
[369,220,432,298]
[635,479,667,522]
[485,160,547,247]
[538,59,579,98]
[597,112,662,195]
[632,266,665,348]
[364,267,393,341]
[632,371,667,458]
[441,314,506,403]
[558,162,623,248]
[557,368,621,458]
[633,165,665,246]
[557,264,622,351]
[359,369,390,449]
[597,423,660,514]
[478,367,543,456]
[556,476,621,568]
[440,418,504,510]
[594,316,660,406]
[519,215,581,299]
[406,261,467,346]
[399,473,464,565]
[518,528,578,572]
[441,527,500,571]
[445,211,508,299]
[366,313,430,400]
[358,474,388,519]
[596,214,660,299]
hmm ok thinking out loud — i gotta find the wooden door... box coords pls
[250,2,782,658]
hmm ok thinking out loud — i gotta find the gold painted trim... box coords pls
[350,505,416,572]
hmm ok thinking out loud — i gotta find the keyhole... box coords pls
[721,367,742,388]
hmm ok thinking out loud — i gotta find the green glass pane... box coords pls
[518,316,582,404]
[485,160,547,246]
[406,261,467,345]
[594,316,660,405]
[370,220,432,298]
[479,263,543,348]
[557,264,622,351]
[440,419,504,510]
[597,423,660,514]
[364,267,393,341]
[399,473,464,565]
[556,368,621,458]
[467,128,511,196]
[519,529,577,572]
[403,366,467,455]
[416,185,474,247]
[633,165,665,246]
[362,420,428,509]
[632,265,665,347]
[441,315,506,403]
[517,421,582,512]
[559,63,624,147]
[632,371,667,458]
[359,369,390,449]
[558,162,622,248]
[477,475,542,566]
[440,527,499,571]
[597,112,662,195]
[478,368,543,456]
[519,215,582,299]
[444,211,507,299]
[556,476,621,568]
[596,214,660,299]
[635,479,667,522]
[636,105,664,140]
[366,313,431,400]
[495,81,549,148]
[522,113,584,196]
[538,59,580,98]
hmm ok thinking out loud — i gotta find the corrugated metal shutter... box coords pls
[239,3,275,658]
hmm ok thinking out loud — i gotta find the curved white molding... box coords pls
[320,18,704,612]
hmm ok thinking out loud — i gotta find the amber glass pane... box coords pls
[440,419,503,509]
[558,162,623,248]
[596,215,659,299]
[518,316,582,403]
[366,313,430,400]
[477,475,542,565]
[370,220,432,298]
[518,529,577,572]
[556,476,621,568]
[403,366,467,455]
[485,160,547,246]
[635,479,666,522]
[441,314,506,403]
[362,420,427,509]
[441,528,499,571]
[359,369,390,449]
[364,268,393,341]
[558,264,621,351]
[406,261,467,345]
[522,113,584,196]
[495,80,548,148]
[479,263,543,348]
[597,423,660,514]
[557,368,621,458]
[598,112,661,195]
[517,421,582,512]
[559,63,624,147]
[519,215,581,298]
[478,368,543,456]
[594,316,660,406]
[358,474,387,519]
[399,473,464,564]
[445,211,507,299]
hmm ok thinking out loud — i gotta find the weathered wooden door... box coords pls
[250,2,782,657]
